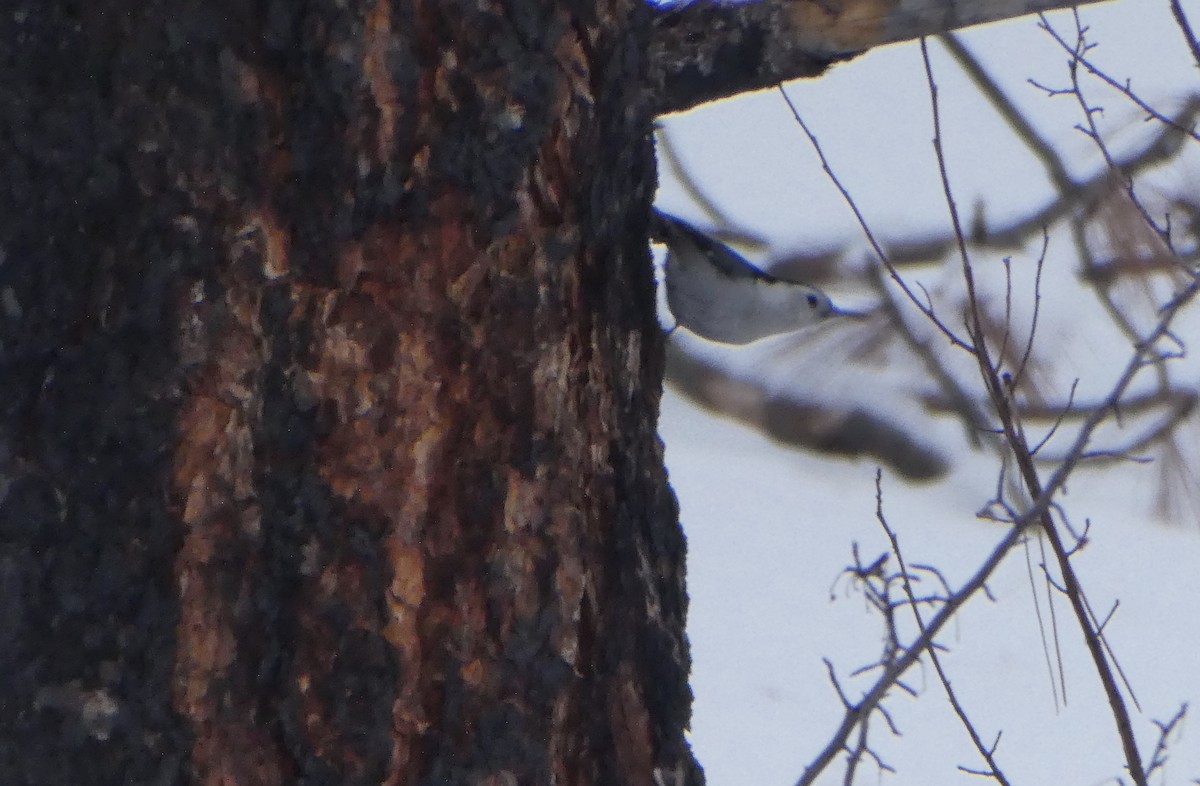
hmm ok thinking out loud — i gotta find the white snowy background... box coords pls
[654,1,1200,784]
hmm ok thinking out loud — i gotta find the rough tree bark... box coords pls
[0,1,695,784]
[0,0,1118,783]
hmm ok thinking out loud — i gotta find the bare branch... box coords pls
[920,36,1158,782]
[876,472,1015,786]
[794,267,1198,782]
[648,0,1114,114]
[663,340,949,479]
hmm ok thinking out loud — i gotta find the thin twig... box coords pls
[1034,532,1068,706]
[866,263,991,446]
[1171,0,1200,71]
[1014,235,1048,391]
[1022,534,1062,709]
[939,33,1075,193]
[796,107,1200,786]
[1144,703,1189,781]
[1038,12,1200,145]
[918,37,1200,786]
[875,471,1014,786]
[777,85,974,352]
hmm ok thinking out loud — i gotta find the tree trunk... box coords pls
[0,2,697,784]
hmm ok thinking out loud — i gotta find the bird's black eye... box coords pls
[806,293,819,307]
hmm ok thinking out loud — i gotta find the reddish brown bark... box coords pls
[1,0,697,784]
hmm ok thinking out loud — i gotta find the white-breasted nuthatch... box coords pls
[653,210,842,344]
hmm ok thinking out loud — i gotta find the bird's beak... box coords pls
[833,305,874,320]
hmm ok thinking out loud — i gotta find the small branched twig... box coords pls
[920,37,1200,786]
[820,653,897,784]
[791,26,1200,783]
[1038,11,1200,145]
[797,272,1196,783]
[825,539,954,784]
[1144,703,1189,782]
[1061,13,1171,243]
[658,12,1200,784]
[875,470,1014,786]
[1029,15,1195,397]
[795,267,1197,784]
[921,33,1154,782]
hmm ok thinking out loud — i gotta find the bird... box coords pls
[652,209,844,344]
